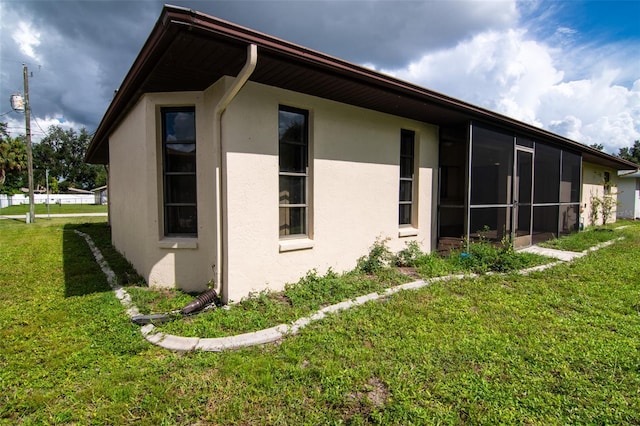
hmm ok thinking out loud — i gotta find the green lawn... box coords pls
[539,225,620,252]
[130,240,551,339]
[1,218,639,424]
[0,203,108,215]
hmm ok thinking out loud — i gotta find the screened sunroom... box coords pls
[438,122,582,250]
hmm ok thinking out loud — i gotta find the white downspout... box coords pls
[213,44,258,302]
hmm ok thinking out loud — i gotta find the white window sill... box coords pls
[279,238,314,252]
[398,227,419,237]
[158,238,198,249]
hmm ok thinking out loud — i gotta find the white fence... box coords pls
[0,193,98,209]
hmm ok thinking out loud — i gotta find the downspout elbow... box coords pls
[215,44,258,117]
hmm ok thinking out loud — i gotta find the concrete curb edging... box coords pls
[75,229,625,352]
[136,273,478,352]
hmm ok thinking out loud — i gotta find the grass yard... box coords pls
[1,218,639,424]
[539,225,620,252]
[0,203,108,215]
[130,239,551,338]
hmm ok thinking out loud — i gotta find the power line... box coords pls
[31,110,49,136]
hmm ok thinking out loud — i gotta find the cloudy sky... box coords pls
[1,0,639,154]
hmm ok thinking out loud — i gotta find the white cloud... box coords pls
[1,7,107,135]
[12,21,41,60]
[4,114,83,144]
[548,116,583,142]
[540,74,640,152]
[555,27,577,35]
[1,0,637,157]
[383,29,563,126]
[381,28,639,154]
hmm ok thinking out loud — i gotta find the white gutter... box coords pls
[213,44,258,302]
[618,169,640,178]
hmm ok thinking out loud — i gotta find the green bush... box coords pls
[446,240,500,274]
[356,237,394,273]
[284,268,341,310]
[356,235,546,279]
[394,240,423,267]
[447,238,542,274]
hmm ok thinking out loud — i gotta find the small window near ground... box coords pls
[161,107,197,236]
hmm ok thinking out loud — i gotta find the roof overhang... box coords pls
[86,5,639,172]
[618,169,640,178]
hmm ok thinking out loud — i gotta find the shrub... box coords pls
[284,268,340,310]
[357,237,393,274]
[589,193,602,226]
[394,240,424,267]
[414,253,453,278]
[459,240,498,273]
[447,236,539,274]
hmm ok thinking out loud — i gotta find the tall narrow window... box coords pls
[399,129,415,225]
[161,107,197,236]
[279,106,308,237]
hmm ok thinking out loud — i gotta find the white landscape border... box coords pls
[74,229,625,352]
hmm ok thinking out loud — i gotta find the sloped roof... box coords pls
[86,5,638,171]
[619,170,640,178]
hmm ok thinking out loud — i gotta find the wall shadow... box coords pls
[63,222,115,298]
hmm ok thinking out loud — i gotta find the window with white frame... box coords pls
[279,106,309,237]
[399,129,415,225]
[161,107,197,236]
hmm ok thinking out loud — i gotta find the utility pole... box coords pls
[23,64,35,223]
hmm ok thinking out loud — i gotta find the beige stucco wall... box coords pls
[221,81,438,302]
[109,76,631,303]
[109,97,149,275]
[109,90,220,293]
[109,77,439,302]
[581,162,618,226]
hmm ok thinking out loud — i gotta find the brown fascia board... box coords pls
[180,10,507,120]
[583,148,639,170]
[86,5,638,171]
[162,6,639,173]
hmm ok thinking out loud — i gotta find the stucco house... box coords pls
[91,185,108,205]
[617,170,640,220]
[86,6,639,303]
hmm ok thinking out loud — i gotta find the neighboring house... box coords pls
[91,185,108,205]
[86,6,639,303]
[68,187,93,195]
[582,164,618,226]
[617,170,640,220]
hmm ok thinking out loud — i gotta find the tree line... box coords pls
[0,122,106,194]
